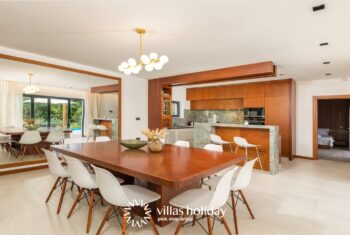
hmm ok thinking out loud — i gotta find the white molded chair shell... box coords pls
[170,167,237,211]
[19,131,41,144]
[209,167,238,210]
[65,156,97,189]
[233,136,249,147]
[232,158,257,190]
[93,165,159,207]
[204,144,223,152]
[210,134,229,145]
[174,140,190,148]
[92,165,130,207]
[46,130,65,143]
[96,125,108,131]
[95,136,111,142]
[42,149,70,178]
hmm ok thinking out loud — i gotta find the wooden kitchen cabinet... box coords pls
[244,83,265,98]
[243,97,265,108]
[265,96,291,157]
[190,99,243,110]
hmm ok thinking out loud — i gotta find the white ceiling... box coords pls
[0,58,118,91]
[0,0,349,81]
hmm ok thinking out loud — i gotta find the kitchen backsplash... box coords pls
[173,110,244,126]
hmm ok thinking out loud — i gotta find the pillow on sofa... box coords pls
[318,128,329,136]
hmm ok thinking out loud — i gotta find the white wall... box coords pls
[296,78,350,158]
[0,47,148,140]
[171,86,190,118]
[99,93,118,119]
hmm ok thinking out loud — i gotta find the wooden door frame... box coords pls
[312,95,350,160]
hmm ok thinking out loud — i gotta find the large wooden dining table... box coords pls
[52,141,245,226]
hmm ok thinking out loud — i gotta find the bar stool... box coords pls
[174,140,190,147]
[233,137,263,170]
[210,134,233,152]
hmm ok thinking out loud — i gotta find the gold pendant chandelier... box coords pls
[118,28,169,75]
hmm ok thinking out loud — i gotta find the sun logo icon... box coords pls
[124,199,152,228]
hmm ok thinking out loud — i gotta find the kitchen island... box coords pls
[194,123,280,174]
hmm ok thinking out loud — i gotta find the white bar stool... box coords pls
[210,134,233,152]
[174,140,190,147]
[233,136,263,170]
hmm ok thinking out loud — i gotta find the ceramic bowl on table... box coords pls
[120,139,148,149]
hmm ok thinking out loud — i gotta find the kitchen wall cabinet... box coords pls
[186,79,295,159]
[190,99,243,110]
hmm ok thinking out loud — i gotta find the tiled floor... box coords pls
[0,158,349,235]
[318,148,350,162]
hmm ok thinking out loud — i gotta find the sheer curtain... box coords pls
[0,80,24,127]
[84,92,101,136]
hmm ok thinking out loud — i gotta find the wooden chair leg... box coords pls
[96,205,113,235]
[57,177,68,214]
[231,192,239,234]
[239,190,255,219]
[34,144,43,157]
[46,177,61,203]
[86,190,95,233]
[21,145,27,160]
[122,208,127,235]
[219,210,232,235]
[67,188,84,218]
[207,214,213,235]
[174,210,188,235]
[146,206,159,235]
[192,215,196,226]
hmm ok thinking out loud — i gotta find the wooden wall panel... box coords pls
[244,83,265,98]
[215,127,270,171]
[190,99,243,110]
[148,79,163,129]
[265,96,290,157]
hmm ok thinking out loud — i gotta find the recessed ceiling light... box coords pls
[320,42,329,46]
[325,73,331,76]
[323,61,330,64]
[313,4,325,12]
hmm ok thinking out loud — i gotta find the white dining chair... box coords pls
[45,129,65,145]
[202,158,257,234]
[210,134,233,152]
[234,137,263,170]
[92,165,161,235]
[204,144,223,152]
[42,149,71,214]
[86,124,98,142]
[65,156,100,233]
[170,167,238,235]
[18,130,42,159]
[95,136,111,142]
[174,140,190,147]
[0,134,14,156]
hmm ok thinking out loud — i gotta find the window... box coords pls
[23,95,84,134]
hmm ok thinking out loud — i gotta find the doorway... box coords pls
[313,95,350,161]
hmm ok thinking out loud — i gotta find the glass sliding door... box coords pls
[69,99,83,131]
[50,98,69,128]
[23,95,84,135]
[33,97,49,127]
